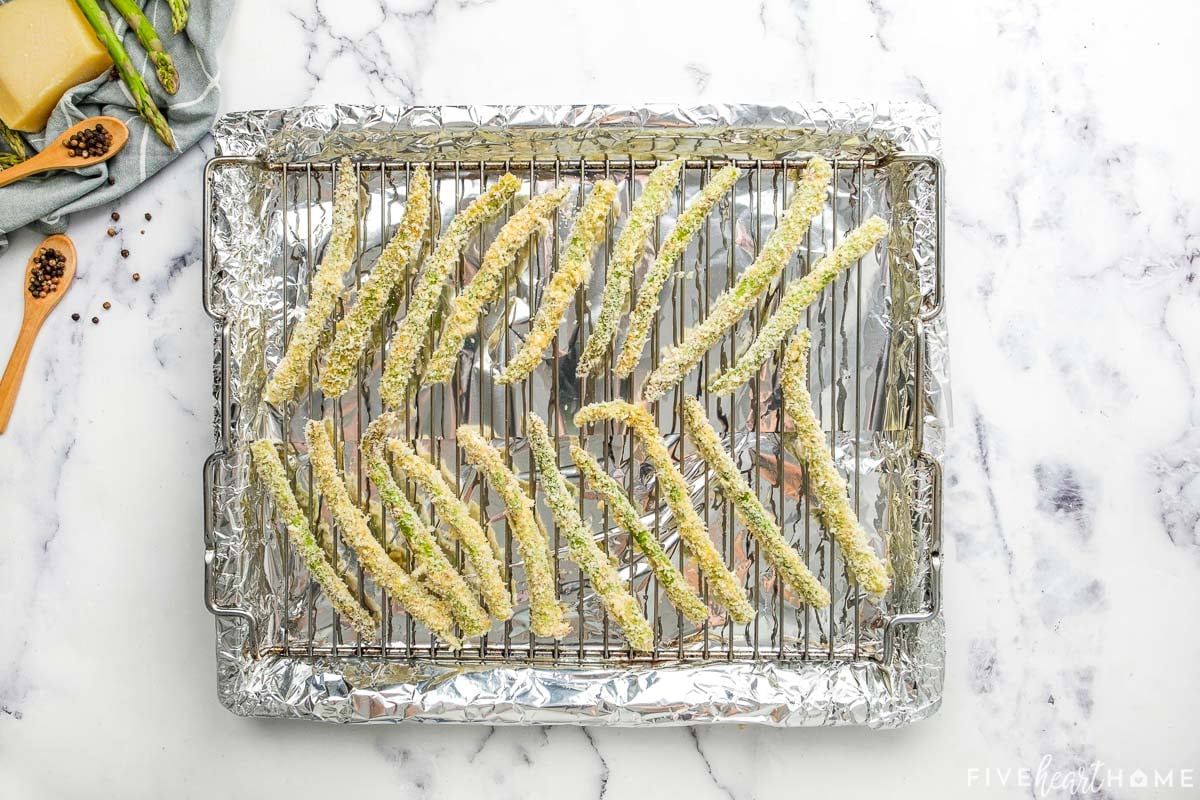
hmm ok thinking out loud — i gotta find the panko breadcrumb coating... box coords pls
[496,180,619,385]
[456,425,570,638]
[362,416,491,637]
[380,173,522,406]
[574,401,755,624]
[379,425,514,621]
[265,159,361,405]
[641,158,832,401]
[781,331,890,595]
[319,165,431,398]
[426,185,572,384]
[570,443,709,623]
[707,215,888,395]
[576,160,683,377]
[614,166,740,379]
[304,421,461,647]
[250,439,379,640]
[679,396,830,608]
[526,414,654,651]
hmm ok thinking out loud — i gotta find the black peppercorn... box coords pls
[65,123,113,159]
[121,249,129,258]
[102,301,112,310]
[144,212,152,221]
[27,247,67,300]
[111,211,120,222]
[71,313,80,321]
[91,317,99,324]
[132,273,140,281]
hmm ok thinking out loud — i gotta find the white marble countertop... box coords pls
[2,0,1198,796]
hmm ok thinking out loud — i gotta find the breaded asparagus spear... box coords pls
[574,401,755,623]
[381,174,521,405]
[320,165,431,398]
[495,180,619,385]
[613,166,740,378]
[679,396,831,607]
[570,443,709,622]
[576,160,683,376]
[708,216,888,395]
[292,480,383,620]
[456,425,570,638]
[377,421,513,621]
[265,160,361,405]
[249,439,379,640]
[641,158,833,401]
[781,331,890,595]
[526,414,654,651]
[362,417,491,636]
[304,421,461,646]
[426,185,571,384]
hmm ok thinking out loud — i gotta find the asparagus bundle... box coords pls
[107,0,179,94]
[74,0,175,149]
[0,120,27,161]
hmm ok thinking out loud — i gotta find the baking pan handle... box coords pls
[879,153,944,323]
[203,450,259,657]
[881,453,941,665]
[202,154,261,657]
[882,315,944,665]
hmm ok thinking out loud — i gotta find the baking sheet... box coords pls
[204,103,946,726]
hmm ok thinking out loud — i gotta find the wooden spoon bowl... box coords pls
[0,234,77,433]
[0,116,129,188]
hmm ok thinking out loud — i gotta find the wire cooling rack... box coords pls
[203,153,942,669]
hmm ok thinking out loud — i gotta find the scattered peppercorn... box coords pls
[144,213,152,221]
[27,247,66,299]
[65,124,113,159]
[91,317,99,324]
[102,301,112,310]
[111,211,120,222]
[71,313,80,322]
[132,273,140,281]
[121,249,129,258]
[107,177,116,186]
[106,228,116,237]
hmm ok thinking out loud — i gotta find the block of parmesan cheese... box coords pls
[0,0,113,132]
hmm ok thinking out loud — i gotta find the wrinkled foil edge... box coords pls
[207,103,947,727]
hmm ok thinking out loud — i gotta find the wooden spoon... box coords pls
[0,235,77,434]
[0,116,129,189]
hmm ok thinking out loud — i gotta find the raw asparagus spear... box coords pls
[73,0,175,149]
[107,0,178,94]
[166,0,188,33]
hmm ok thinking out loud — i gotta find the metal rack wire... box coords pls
[202,153,943,668]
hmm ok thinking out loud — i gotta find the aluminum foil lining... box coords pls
[205,103,946,727]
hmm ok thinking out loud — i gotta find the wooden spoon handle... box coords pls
[0,324,39,434]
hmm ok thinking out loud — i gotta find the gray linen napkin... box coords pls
[0,0,232,252]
